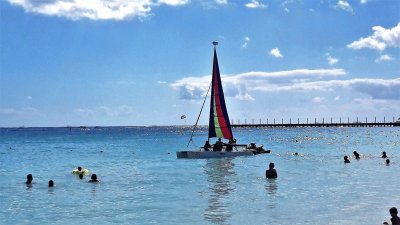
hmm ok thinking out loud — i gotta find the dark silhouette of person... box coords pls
[203,140,211,151]
[213,138,223,151]
[89,174,99,183]
[386,159,390,165]
[353,151,360,159]
[79,173,84,179]
[78,166,82,172]
[26,174,33,185]
[48,180,54,187]
[265,162,278,179]
[382,152,387,158]
[390,207,400,225]
[344,156,350,163]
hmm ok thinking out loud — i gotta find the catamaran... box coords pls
[176,42,267,159]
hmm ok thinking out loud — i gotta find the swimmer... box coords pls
[79,173,84,179]
[344,156,350,163]
[353,151,360,159]
[26,174,33,185]
[382,152,387,158]
[265,162,278,179]
[48,180,54,187]
[386,159,390,165]
[390,207,400,225]
[89,174,100,183]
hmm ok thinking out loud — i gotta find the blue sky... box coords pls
[0,0,399,127]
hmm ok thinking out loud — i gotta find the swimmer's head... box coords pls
[91,174,97,181]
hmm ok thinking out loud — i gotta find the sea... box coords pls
[0,126,399,225]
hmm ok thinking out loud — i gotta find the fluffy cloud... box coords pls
[334,0,353,14]
[269,48,283,58]
[375,54,393,63]
[326,53,339,65]
[245,0,267,9]
[347,23,400,51]
[171,69,400,101]
[215,0,228,4]
[171,69,346,100]
[7,0,189,20]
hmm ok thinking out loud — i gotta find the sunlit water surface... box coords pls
[0,127,399,225]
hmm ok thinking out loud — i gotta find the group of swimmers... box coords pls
[25,166,100,187]
[343,151,391,165]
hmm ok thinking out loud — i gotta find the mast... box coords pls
[208,42,233,140]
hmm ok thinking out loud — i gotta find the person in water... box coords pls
[79,173,84,179]
[48,180,54,187]
[89,174,99,183]
[382,151,387,158]
[26,174,33,185]
[386,159,390,165]
[390,207,400,225]
[344,156,350,163]
[265,162,278,179]
[353,151,360,159]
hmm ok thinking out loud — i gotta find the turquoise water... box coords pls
[0,126,399,225]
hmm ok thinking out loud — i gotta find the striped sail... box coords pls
[208,48,233,140]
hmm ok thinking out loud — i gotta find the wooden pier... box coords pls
[231,117,400,128]
[232,122,399,128]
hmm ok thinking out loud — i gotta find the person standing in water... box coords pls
[48,180,54,187]
[344,156,350,163]
[265,162,278,179]
[389,207,400,225]
[26,174,33,185]
[353,151,360,159]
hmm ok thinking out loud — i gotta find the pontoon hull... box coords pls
[176,150,254,159]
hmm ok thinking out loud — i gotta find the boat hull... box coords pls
[176,150,255,159]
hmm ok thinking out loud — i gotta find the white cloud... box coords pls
[335,0,353,14]
[215,0,228,4]
[158,0,188,6]
[245,0,267,9]
[171,69,400,102]
[334,96,341,101]
[312,96,325,103]
[27,96,33,100]
[241,37,250,49]
[7,0,189,20]
[326,53,339,65]
[375,54,394,63]
[171,68,346,101]
[347,23,400,51]
[360,0,368,4]
[157,80,168,84]
[269,48,283,58]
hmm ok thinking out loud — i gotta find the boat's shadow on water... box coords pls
[203,158,235,225]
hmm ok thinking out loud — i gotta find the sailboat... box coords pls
[176,42,267,159]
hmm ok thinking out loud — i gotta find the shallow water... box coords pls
[0,126,399,225]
